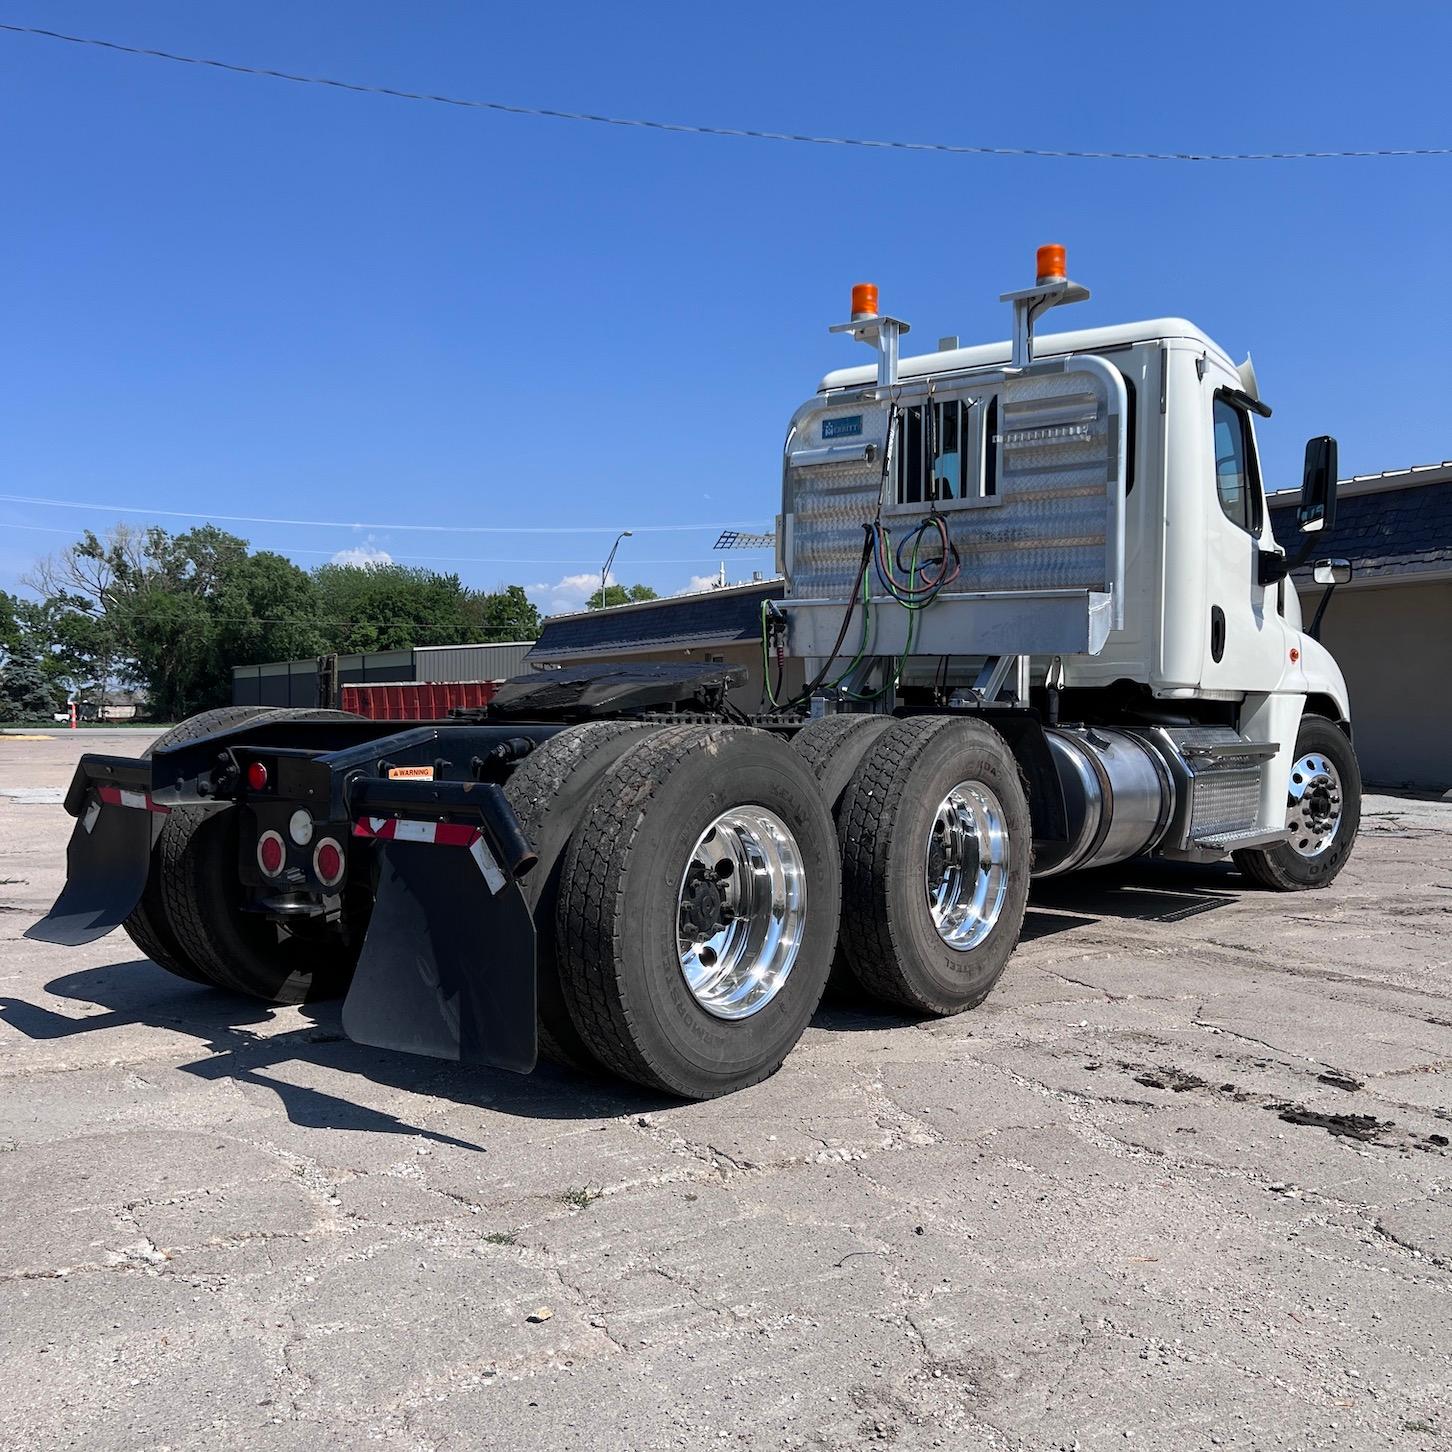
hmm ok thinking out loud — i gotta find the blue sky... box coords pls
[3,2,1449,614]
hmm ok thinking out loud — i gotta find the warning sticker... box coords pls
[387,765,436,781]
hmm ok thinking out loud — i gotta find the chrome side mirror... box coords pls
[1307,558,1352,641]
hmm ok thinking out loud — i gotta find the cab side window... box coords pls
[1212,393,1263,535]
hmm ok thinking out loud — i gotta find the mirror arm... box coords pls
[1308,580,1338,641]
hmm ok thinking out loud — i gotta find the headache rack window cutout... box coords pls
[891,393,999,511]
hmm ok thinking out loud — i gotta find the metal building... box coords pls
[231,643,534,710]
[413,642,534,683]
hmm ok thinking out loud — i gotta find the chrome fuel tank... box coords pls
[1036,727,1175,877]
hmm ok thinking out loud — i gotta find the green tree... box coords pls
[461,584,541,641]
[0,591,21,657]
[0,655,61,722]
[587,583,659,611]
[312,564,473,653]
[213,551,324,670]
[26,524,323,719]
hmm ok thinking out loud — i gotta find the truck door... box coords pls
[1201,390,1281,691]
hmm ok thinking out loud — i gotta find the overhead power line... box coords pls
[0,493,770,536]
[1,518,769,563]
[3,21,1448,163]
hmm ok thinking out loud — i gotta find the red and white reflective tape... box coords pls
[83,784,171,834]
[351,815,506,894]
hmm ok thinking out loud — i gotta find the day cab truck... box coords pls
[29,246,1360,1101]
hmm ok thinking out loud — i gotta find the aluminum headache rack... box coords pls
[777,256,1128,664]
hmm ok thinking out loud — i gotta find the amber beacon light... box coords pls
[1035,244,1068,284]
[850,282,879,320]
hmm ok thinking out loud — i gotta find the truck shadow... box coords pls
[0,961,672,1146]
[1024,858,1245,936]
[1,860,1247,1139]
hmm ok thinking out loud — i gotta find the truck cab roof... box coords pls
[818,317,1236,393]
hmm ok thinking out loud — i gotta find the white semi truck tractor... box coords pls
[29,246,1360,1101]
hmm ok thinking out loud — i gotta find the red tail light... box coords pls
[245,760,269,792]
[313,838,345,888]
[257,830,285,877]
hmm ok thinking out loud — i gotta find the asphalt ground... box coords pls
[1,728,1449,1451]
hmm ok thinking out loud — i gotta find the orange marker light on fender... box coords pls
[851,282,879,320]
[1036,244,1067,284]
[1289,647,1300,663]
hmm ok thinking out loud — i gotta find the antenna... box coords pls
[714,529,777,550]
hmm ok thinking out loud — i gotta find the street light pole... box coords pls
[599,530,632,609]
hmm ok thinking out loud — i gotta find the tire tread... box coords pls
[838,715,1030,1013]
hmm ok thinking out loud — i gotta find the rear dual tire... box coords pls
[553,725,841,1099]
[124,705,277,988]
[500,721,659,1072]
[125,706,361,1002]
[830,715,1032,1015]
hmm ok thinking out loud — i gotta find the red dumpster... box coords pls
[340,680,497,721]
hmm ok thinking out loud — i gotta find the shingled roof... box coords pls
[1268,462,1452,581]
[528,579,785,661]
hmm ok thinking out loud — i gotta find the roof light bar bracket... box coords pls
[829,313,912,392]
[999,276,1090,370]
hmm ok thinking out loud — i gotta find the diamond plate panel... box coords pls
[785,369,1120,601]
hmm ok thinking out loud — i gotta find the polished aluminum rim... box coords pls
[677,806,806,1020]
[1286,752,1343,858]
[924,781,1010,951]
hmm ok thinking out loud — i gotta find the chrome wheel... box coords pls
[924,781,1010,951]
[677,806,807,1020]
[1286,752,1343,858]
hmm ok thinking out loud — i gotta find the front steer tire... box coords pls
[1234,714,1361,891]
[837,715,1032,1015]
[555,725,841,1099]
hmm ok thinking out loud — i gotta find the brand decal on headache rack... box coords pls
[387,765,436,780]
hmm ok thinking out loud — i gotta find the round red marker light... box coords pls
[245,760,269,792]
[256,830,285,877]
[1289,647,1300,663]
[313,838,345,888]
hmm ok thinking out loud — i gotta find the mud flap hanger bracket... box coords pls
[346,776,538,883]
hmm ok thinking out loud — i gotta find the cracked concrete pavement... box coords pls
[1,728,1449,1450]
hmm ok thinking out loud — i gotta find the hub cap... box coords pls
[1286,752,1343,858]
[925,781,1010,951]
[677,807,807,1020]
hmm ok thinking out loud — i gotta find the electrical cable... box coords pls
[4,23,1448,163]
[759,525,874,713]
[0,492,770,536]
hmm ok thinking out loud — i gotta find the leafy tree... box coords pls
[461,584,541,641]
[214,551,325,670]
[123,587,220,719]
[0,655,61,722]
[587,583,659,610]
[312,564,473,653]
[25,524,324,719]
[14,523,552,717]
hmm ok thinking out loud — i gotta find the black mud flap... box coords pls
[342,819,538,1074]
[24,758,164,947]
